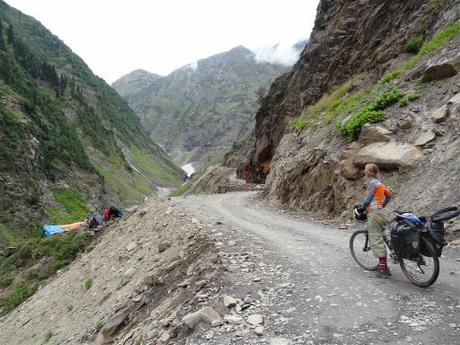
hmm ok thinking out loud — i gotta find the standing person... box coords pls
[358,163,392,278]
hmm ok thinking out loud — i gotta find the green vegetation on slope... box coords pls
[0,282,37,313]
[0,185,93,313]
[169,171,205,197]
[45,187,90,224]
[0,231,92,313]
[289,117,308,134]
[380,19,460,84]
[131,149,183,186]
[289,20,460,139]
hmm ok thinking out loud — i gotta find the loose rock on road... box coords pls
[176,192,460,345]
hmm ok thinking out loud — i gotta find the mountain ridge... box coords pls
[113,45,295,169]
[0,0,183,244]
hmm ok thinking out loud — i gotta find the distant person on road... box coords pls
[358,163,392,278]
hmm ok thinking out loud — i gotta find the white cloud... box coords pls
[253,39,306,66]
[5,0,319,83]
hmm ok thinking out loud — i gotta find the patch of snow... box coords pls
[182,163,196,178]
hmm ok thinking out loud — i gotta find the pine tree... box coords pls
[7,23,14,45]
[0,21,4,51]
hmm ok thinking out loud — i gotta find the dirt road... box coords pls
[177,192,460,345]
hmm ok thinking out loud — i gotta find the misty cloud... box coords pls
[253,40,306,66]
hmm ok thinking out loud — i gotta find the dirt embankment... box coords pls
[0,196,223,345]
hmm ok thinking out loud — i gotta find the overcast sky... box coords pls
[6,0,319,83]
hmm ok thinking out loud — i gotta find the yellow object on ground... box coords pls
[61,222,86,232]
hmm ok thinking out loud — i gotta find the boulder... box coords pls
[224,314,242,324]
[124,267,136,278]
[270,338,291,345]
[414,130,436,147]
[126,241,137,251]
[142,275,161,287]
[247,314,263,326]
[353,142,424,169]
[398,119,412,130]
[340,142,363,180]
[358,123,392,145]
[422,62,457,83]
[182,307,222,330]
[255,326,264,336]
[431,105,449,123]
[158,241,171,253]
[223,295,237,308]
[3,246,17,257]
[96,308,130,344]
[157,331,170,343]
[448,93,460,106]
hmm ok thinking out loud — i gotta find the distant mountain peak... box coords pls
[127,69,161,78]
[229,45,253,53]
[113,44,290,168]
[112,69,162,97]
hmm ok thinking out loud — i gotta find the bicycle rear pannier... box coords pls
[421,220,445,257]
[390,218,420,259]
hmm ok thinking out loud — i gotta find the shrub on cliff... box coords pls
[338,89,405,140]
[404,35,424,54]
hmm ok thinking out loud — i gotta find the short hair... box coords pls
[365,163,380,177]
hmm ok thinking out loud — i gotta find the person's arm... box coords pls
[362,180,377,208]
[383,186,392,207]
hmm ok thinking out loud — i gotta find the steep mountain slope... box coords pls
[111,69,162,98]
[0,0,183,244]
[113,46,291,168]
[241,0,460,219]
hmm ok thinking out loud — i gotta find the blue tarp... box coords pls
[43,224,64,237]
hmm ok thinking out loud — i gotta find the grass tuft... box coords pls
[303,81,352,121]
[44,331,54,343]
[83,277,93,290]
[379,69,404,85]
[289,117,308,134]
[399,93,420,107]
[96,320,105,332]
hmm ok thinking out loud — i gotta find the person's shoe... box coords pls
[375,268,392,278]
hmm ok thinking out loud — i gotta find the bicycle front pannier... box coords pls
[390,218,420,259]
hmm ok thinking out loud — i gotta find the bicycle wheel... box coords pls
[350,230,378,271]
[399,236,440,287]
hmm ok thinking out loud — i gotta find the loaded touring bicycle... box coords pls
[350,206,460,287]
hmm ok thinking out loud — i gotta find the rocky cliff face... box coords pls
[243,0,460,218]
[0,1,183,243]
[113,47,292,168]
